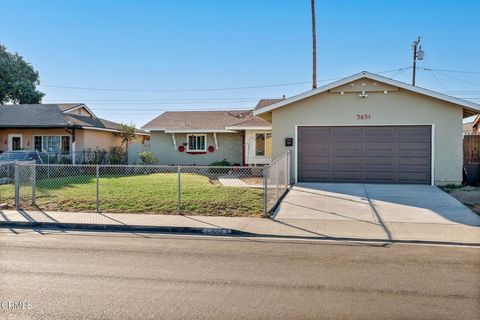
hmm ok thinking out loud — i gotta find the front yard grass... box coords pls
[0,173,264,217]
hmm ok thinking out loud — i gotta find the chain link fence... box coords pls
[0,161,16,208]
[264,152,291,213]
[1,152,291,217]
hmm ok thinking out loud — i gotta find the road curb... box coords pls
[0,221,248,236]
[1,221,479,247]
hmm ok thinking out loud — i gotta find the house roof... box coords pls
[474,115,480,127]
[253,71,480,118]
[0,104,149,134]
[255,98,284,110]
[142,110,270,132]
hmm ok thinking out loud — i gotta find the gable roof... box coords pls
[0,104,148,135]
[255,98,284,110]
[253,71,480,118]
[142,110,270,132]
[474,115,480,127]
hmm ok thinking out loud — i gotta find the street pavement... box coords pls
[1,229,479,319]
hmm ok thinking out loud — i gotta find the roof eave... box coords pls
[253,71,480,116]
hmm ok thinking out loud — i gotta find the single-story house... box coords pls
[463,115,480,135]
[142,104,278,166]
[0,103,149,162]
[253,71,480,186]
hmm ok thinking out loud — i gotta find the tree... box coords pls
[0,44,45,104]
[117,123,137,155]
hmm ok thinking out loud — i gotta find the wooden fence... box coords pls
[464,134,480,164]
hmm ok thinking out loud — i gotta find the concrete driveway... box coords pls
[275,183,480,226]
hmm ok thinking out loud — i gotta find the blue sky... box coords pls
[1,0,479,126]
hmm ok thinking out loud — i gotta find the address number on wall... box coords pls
[356,114,371,120]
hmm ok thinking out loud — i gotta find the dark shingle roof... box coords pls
[0,104,148,134]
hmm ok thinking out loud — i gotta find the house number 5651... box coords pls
[356,114,371,120]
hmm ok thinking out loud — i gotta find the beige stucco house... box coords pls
[142,106,274,166]
[254,71,480,186]
[0,103,149,163]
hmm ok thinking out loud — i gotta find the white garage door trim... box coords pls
[294,124,435,186]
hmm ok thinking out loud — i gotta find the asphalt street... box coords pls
[1,228,479,319]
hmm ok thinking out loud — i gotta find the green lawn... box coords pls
[0,173,264,217]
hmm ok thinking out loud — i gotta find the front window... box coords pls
[255,133,272,157]
[34,136,70,154]
[187,134,206,152]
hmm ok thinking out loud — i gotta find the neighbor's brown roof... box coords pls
[254,98,284,110]
[142,110,270,131]
[474,115,480,127]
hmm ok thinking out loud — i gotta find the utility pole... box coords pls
[412,37,425,86]
[311,0,317,89]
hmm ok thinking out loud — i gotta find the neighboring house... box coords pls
[142,103,279,165]
[0,103,149,163]
[253,71,480,186]
[463,115,480,135]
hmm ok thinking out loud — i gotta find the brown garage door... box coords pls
[298,126,431,184]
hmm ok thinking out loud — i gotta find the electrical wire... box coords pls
[38,67,411,93]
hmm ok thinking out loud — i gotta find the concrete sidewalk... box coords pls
[1,209,480,245]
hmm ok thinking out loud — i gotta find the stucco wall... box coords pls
[269,89,464,185]
[0,128,69,152]
[0,128,145,153]
[150,132,243,165]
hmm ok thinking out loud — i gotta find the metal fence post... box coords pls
[275,161,279,200]
[287,151,291,185]
[96,165,100,213]
[177,166,181,214]
[31,163,36,205]
[14,162,19,211]
[263,166,268,216]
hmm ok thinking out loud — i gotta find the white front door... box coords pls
[8,134,23,151]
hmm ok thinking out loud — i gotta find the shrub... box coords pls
[139,152,159,165]
[109,147,127,165]
[210,159,231,167]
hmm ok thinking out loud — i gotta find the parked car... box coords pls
[0,150,44,164]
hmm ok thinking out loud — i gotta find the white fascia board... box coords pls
[82,126,150,136]
[163,129,238,133]
[63,104,98,118]
[253,71,480,116]
[224,126,272,130]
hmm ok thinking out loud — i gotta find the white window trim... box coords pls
[254,132,271,157]
[33,135,71,153]
[8,134,23,151]
[186,134,207,152]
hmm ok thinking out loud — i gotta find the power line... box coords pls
[418,67,480,75]
[43,97,265,102]
[38,67,411,93]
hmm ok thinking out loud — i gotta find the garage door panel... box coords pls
[364,157,395,165]
[364,142,395,151]
[333,127,363,135]
[298,126,431,184]
[364,172,395,181]
[397,157,430,166]
[364,127,396,136]
[301,141,329,151]
[300,170,330,180]
[333,142,362,150]
[332,156,361,165]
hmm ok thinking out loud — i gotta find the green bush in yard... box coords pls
[108,147,127,164]
[139,152,159,165]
